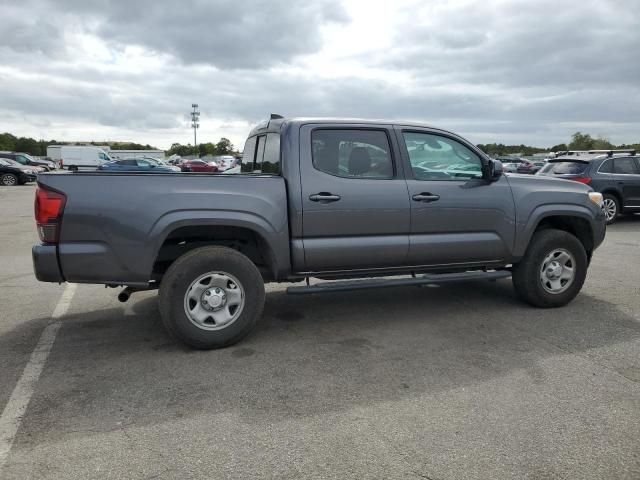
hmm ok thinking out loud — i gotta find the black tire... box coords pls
[512,229,588,308]
[1,173,18,186]
[602,193,620,225]
[159,246,265,349]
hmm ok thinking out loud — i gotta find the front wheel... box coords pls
[602,194,619,225]
[512,229,588,308]
[1,174,18,186]
[159,246,265,349]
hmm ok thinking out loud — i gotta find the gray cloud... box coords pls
[0,0,638,148]
[39,0,349,68]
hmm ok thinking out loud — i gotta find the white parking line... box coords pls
[0,283,77,472]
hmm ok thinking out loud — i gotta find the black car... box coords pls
[0,158,38,186]
[538,150,640,224]
[0,151,56,171]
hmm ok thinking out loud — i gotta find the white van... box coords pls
[47,146,113,170]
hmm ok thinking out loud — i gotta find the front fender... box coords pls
[514,204,596,258]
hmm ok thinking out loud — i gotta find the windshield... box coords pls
[541,161,589,175]
[1,158,20,166]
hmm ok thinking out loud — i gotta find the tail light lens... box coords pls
[571,177,592,185]
[35,186,66,243]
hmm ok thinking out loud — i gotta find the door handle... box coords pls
[412,193,440,202]
[309,192,341,203]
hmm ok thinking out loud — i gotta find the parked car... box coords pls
[496,157,525,173]
[32,115,606,350]
[537,150,639,224]
[136,156,181,172]
[211,155,237,171]
[181,160,219,172]
[0,158,37,185]
[98,158,180,173]
[516,160,547,174]
[0,152,56,171]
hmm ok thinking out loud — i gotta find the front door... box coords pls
[300,125,411,271]
[396,128,516,266]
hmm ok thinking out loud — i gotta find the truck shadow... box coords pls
[6,279,640,442]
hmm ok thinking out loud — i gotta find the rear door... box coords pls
[612,157,640,207]
[299,124,410,271]
[397,128,515,266]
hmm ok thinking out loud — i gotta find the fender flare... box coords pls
[514,204,595,257]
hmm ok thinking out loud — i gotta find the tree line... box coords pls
[0,132,236,157]
[0,132,156,156]
[167,138,236,157]
[477,132,640,157]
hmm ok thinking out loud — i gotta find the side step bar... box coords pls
[286,270,511,295]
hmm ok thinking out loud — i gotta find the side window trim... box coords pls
[310,127,397,180]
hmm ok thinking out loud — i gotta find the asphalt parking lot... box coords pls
[1,184,639,480]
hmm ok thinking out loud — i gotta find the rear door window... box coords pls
[312,129,394,179]
[613,158,639,174]
[545,161,589,174]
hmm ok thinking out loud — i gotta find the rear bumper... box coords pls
[32,244,64,282]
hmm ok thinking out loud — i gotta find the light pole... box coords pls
[191,104,200,156]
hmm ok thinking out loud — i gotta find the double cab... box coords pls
[33,116,606,349]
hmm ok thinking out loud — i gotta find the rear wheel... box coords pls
[1,174,18,186]
[602,194,619,224]
[159,246,265,349]
[512,229,588,308]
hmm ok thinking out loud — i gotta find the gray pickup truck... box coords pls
[33,115,606,348]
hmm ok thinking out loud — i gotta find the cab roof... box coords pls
[247,113,452,138]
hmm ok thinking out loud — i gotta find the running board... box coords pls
[286,270,511,295]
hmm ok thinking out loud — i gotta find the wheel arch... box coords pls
[149,214,289,283]
[600,189,622,205]
[515,206,596,259]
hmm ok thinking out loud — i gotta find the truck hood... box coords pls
[505,173,592,194]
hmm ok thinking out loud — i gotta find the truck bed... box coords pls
[36,172,291,285]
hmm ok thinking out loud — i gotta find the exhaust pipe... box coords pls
[118,287,133,303]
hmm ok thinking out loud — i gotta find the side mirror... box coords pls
[488,159,503,181]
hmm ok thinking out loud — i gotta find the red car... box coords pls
[180,160,219,173]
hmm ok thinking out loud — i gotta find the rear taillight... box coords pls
[35,186,66,243]
[571,177,592,185]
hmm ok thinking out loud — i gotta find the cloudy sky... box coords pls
[0,0,638,150]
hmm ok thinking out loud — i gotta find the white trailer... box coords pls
[47,145,113,170]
